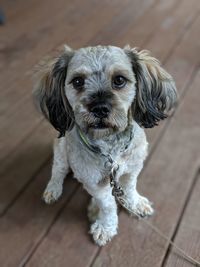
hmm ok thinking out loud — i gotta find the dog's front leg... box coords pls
[43,138,69,204]
[121,164,154,218]
[86,184,118,246]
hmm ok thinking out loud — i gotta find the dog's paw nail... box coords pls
[90,221,117,246]
[128,196,154,218]
[43,191,57,204]
[42,181,63,204]
[136,197,154,218]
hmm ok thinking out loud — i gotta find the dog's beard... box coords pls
[75,108,128,139]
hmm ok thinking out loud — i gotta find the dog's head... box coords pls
[34,45,177,138]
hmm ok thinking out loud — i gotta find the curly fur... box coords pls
[33,45,177,246]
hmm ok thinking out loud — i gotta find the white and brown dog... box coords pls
[34,45,177,246]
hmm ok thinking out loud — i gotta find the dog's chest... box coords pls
[66,128,135,185]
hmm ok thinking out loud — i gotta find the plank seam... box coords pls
[0,117,45,166]
[162,9,200,64]
[20,184,80,267]
[139,0,182,51]
[0,2,199,265]
[0,0,153,87]
[0,154,52,217]
[161,168,200,267]
[145,64,200,165]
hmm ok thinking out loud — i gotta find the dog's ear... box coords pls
[125,46,177,128]
[33,46,75,137]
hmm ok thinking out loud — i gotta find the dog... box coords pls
[34,45,177,246]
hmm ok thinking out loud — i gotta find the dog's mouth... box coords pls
[89,121,108,129]
[87,120,114,139]
[76,109,127,138]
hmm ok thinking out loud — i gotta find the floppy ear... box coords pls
[33,46,75,137]
[125,47,177,128]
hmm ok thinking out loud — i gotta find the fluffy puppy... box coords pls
[34,45,177,246]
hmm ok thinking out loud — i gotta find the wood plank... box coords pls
[0,0,136,162]
[0,120,55,215]
[0,97,50,163]
[146,11,200,149]
[164,172,200,267]
[0,0,199,228]
[0,0,152,123]
[0,164,78,266]
[0,0,98,90]
[0,0,95,64]
[1,0,197,165]
[89,0,158,46]
[91,0,181,47]
[0,0,156,162]
[0,0,153,161]
[0,0,40,20]
[121,0,182,48]
[25,187,98,267]
[0,0,146,89]
[144,0,200,62]
[90,69,200,267]
[1,0,200,166]
[0,1,198,266]
[1,0,198,130]
[0,0,134,117]
[0,0,71,71]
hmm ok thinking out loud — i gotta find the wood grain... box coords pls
[25,187,98,267]
[0,0,151,163]
[146,12,200,150]
[0,120,55,215]
[0,1,199,266]
[0,0,158,215]
[0,0,141,88]
[164,172,200,267]
[0,164,78,266]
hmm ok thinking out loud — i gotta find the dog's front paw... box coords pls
[129,195,154,218]
[90,220,117,246]
[43,181,63,204]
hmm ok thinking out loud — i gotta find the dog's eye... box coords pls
[71,77,85,90]
[112,75,127,89]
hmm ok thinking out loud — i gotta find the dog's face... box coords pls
[65,46,136,138]
[34,45,177,138]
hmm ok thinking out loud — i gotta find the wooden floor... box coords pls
[0,0,200,266]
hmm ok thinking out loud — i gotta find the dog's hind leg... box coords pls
[43,137,69,204]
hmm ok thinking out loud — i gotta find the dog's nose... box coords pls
[90,104,111,118]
